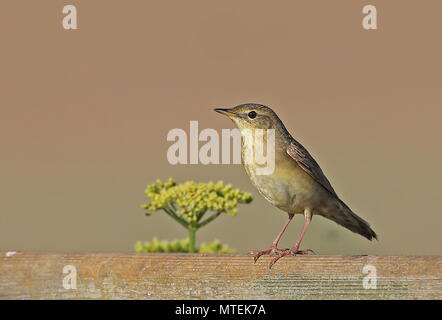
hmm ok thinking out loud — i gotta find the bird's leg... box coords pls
[269,210,314,269]
[250,214,294,263]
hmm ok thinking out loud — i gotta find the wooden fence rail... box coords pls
[0,252,440,299]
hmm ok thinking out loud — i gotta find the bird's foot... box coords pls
[249,246,288,263]
[268,248,315,269]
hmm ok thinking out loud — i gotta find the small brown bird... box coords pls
[215,103,377,269]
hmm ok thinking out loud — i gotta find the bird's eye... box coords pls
[248,111,257,119]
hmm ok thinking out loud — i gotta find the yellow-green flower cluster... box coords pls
[134,238,190,253]
[142,179,252,225]
[199,240,236,254]
[134,238,236,253]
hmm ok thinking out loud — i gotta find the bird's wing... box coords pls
[287,140,338,197]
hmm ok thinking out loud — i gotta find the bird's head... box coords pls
[214,103,281,130]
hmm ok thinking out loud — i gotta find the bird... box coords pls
[214,103,377,269]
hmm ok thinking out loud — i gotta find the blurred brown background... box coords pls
[1,1,441,255]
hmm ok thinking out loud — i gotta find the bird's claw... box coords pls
[249,247,287,263]
[250,247,316,266]
[298,249,316,255]
[267,248,316,269]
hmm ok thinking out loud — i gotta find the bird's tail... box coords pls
[329,199,378,241]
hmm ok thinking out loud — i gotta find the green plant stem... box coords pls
[197,211,222,228]
[188,228,197,253]
[163,208,188,228]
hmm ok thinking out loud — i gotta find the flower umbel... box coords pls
[141,179,252,252]
[134,238,236,254]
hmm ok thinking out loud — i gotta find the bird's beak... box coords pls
[214,108,236,118]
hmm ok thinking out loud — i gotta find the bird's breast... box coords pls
[244,153,320,214]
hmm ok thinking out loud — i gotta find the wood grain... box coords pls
[0,253,440,299]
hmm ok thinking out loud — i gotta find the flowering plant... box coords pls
[141,179,252,252]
